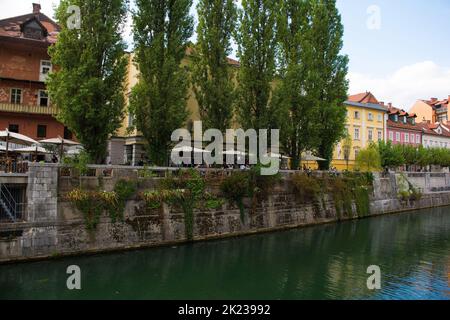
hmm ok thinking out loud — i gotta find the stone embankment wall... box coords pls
[1,164,450,263]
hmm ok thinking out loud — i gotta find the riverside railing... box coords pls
[0,160,29,174]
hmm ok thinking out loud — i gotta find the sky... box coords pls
[1,0,450,110]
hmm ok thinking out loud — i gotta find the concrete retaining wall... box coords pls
[0,164,449,263]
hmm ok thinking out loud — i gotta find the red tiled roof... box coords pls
[387,119,422,132]
[417,122,450,137]
[421,97,449,108]
[0,12,60,44]
[347,92,379,104]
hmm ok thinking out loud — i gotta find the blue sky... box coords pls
[338,0,450,76]
[1,0,450,109]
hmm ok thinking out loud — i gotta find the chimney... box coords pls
[33,3,41,14]
[388,102,392,108]
[379,101,384,106]
[430,97,437,102]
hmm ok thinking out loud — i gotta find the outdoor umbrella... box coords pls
[266,152,291,159]
[0,129,38,158]
[172,146,210,153]
[14,145,52,161]
[39,137,80,161]
[301,154,326,162]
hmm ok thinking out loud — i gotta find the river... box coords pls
[0,206,449,300]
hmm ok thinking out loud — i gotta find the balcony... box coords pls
[0,103,57,115]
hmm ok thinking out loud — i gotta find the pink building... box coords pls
[386,104,422,146]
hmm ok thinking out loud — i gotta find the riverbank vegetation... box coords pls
[65,179,137,230]
[292,172,373,219]
[356,141,450,171]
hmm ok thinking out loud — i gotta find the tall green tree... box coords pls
[192,0,237,132]
[355,143,381,172]
[271,0,317,169]
[47,0,128,163]
[309,0,349,170]
[130,0,194,165]
[235,0,279,132]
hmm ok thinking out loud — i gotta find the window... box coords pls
[378,114,383,122]
[396,132,400,142]
[378,131,382,141]
[64,127,73,140]
[354,111,360,120]
[38,90,49,107]
[40,60,52,81]
[8,124,19,133]
[438,114,448,122]
[10,88,22,104]
[411,134,415,144]
[394,115,399,122]
[37,125,47,138]
[354,128,360,140]
[355,149,360,158]
[416,135,420,144]
[405,133,409,143]
[368,129,373,141]
[368,113,373,121]
[128,113,135,128]
[389,131,394,141]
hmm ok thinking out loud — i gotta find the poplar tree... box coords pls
[309,0,349,170]
[130,0,194,165]
[192,0,237,132]
[271,0,317,169]
[235,0,279,132]
[47,0,128,163]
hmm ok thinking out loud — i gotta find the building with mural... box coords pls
[0,3,71,141]
[332,92,387,170]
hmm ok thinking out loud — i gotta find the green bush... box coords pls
[291,174,321,203]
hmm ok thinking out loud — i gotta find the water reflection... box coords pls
[0,207,449,300]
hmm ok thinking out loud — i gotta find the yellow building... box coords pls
[332,92,387,170]
[108,49,239,165]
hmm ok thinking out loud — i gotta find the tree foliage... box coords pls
[48,0,128,163]
[355,143,381,172]
[309,0,349,170]
[271,0,318,169]
[235,0,279,132]
[130,0,194,165]
[192,0,237,132]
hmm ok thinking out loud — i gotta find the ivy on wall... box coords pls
[66,179,137,230]
[291,172,374,220]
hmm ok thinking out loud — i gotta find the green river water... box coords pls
[0,206,449,300]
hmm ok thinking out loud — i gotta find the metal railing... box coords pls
[0,102,57,115]
[0,183,25,222]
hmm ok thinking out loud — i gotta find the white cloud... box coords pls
[0,0,59,20]
[348,61,450,110]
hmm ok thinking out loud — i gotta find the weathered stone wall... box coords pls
[26,163,58,222]
[1,165,450,263]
